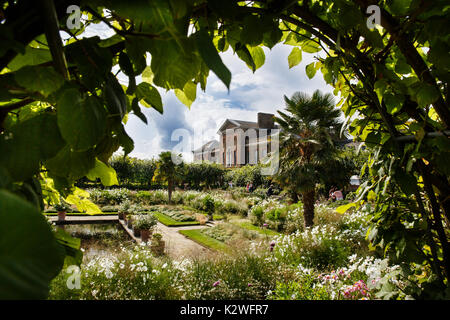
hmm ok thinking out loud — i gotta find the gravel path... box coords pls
[154,223,209,259]
[52,215,221,260]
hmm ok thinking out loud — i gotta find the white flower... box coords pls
[105,269,113,279]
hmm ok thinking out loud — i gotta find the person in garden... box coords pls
[333,189,344,201]
[329,187,337,201]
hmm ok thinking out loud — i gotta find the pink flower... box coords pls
[213,280,220,287]
[248,283,253,287]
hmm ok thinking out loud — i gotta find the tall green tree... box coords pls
[274,90,342,227]
[152,151,183,204]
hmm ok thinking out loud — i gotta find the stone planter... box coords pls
[133,226,141,237]
[57,211,66,222]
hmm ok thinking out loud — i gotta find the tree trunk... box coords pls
[302,189,315,227]
[168,179,173,204]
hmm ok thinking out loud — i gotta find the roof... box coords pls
[192,140,219,153]
[217,119,278,133]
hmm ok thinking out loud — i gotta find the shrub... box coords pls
[202,195,215,218]
[88,188,130,205]
[134,214,158,230]
[269,275,331,300]
[272,226,351,270]
[118,199,133,213]
[222,200,248,215]
[250,206,264,226]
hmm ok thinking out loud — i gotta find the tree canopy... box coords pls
[0,0,449,298]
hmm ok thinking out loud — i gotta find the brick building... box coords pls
[192,113,279,167]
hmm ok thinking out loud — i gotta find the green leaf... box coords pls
[14,66,64,97]
[66,37,113,88]
[301,39,321,53]
[394,171,417,196]
[86,158,119,186]
[118,52,136,94]
[149,38,199,90]
[336,202,357,214]
[125,37,147,75]
[0,113,65,181]
[135,82,163,113]
[45,145,96,181]
[53,228,83,266]
[194,30,232,90]
[175,81,197,108]
[305,62,317,79]
[249,46,265,71]
[288,47,302,69]
[240,15,264,46]
[104,73,128,119]
[66,194,102,214]
[131,97,148,124]
[57,89,107,151]
[0,189,65,299]
[384,93,404,114]
[142,66,154,84]
[415,83,440,106]
[374,79,388,104]
[235,43,256,71]
[7,47,52,71]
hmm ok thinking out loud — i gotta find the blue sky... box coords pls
[78,22,335,161]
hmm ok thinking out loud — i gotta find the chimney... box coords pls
[257,112,275,128]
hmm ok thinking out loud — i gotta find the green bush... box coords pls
[269,275,331,300]
[250,206,264,226]
[88,188,130,205]
[202,195,215,217]
[134,214,157,230]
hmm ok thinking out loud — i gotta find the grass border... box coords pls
[153,212,200,227]
[178,229,229,252]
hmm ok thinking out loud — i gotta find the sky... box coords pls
[76,21,336,162]
[126,46,336,161]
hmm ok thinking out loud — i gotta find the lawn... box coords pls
[153,212,200,227]
[178,229,230,252]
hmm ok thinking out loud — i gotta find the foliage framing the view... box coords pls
[0,0,449,298]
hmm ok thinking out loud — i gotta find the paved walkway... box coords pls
[52,214,220,260]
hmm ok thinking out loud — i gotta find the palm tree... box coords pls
[274,90,343,227]
[152,151,183,204]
